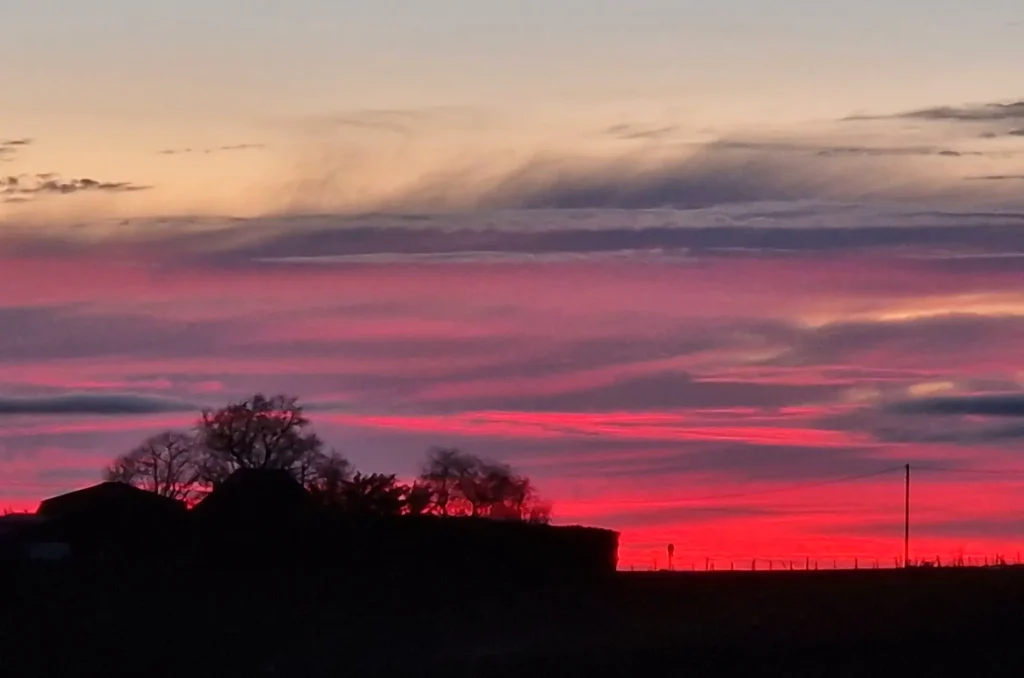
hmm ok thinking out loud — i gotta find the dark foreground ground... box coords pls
[3,563,1024,677]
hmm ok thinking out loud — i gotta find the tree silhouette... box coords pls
[405,482,434,516]
[310,467,433,516]
[306,451,354,504]
[419,447,480,516]
[339,473,409,517]
[469,462,521,517]
[418,448,550,520]
[100,396,554,522]
[196,394,325,484]
[103,431,205,504]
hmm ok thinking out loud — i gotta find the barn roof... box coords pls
[37,482,187,519]
[192,469,310,520]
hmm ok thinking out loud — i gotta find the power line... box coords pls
[916,465,1024,477]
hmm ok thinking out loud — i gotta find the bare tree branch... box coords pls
[196,394,326,485]
[104,431,206,504]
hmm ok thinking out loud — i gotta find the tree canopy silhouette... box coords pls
[196,394,327,485]
[306,451,354,503]
[419,447,479,516]
[103,431,205,504]
[338,473,408,517]
[418,447,550,522]
[103,394,551,522]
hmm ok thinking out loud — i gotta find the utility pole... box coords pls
[904,463,911,569]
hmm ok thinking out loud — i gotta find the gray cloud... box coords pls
[10,201,1024,266]
[276,117,1023,217]
[194,216,1024,266]
[903,101,1024,122]
[473,149,916,211]
[605,124,681,141]
[853,100,1024,123]
[888,393,1024,417]
[0,393,196,416]
[218,144,263,152]
[600,130,979,157]
[1,174,150,198]
[874,422,1024,444]
[848,392,1024,446]
[715,139,981,158]
[846,98,1024,147]
[158,143,265,156]
[327,110,423,134]
[0,305,249,362]
[769,316,1024,371]
[819,147,971,157]
[426,371,842,415]
[968,174,1024,181]
[312,106,483,136]
[0,138,32,162]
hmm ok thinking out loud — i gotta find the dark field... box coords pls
[3,565,1024,676]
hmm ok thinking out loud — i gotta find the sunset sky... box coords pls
[3,2,1024,568]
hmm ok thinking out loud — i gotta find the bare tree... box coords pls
[339,473,409,517]
[100,393,555,523]
[472,462,517,517]
[419,447,480,516]
[418,448,551,521]
[196,394,325,484]
[307,451,354,505]
[104,431,205,504]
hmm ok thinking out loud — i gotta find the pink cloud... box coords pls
[3,242,1024,568]
[325,410,868,447]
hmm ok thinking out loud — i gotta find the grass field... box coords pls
[3,564,1024,676]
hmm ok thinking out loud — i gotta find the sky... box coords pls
[3,2,1024,568]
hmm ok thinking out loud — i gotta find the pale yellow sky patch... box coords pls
[802,293,1024,329]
